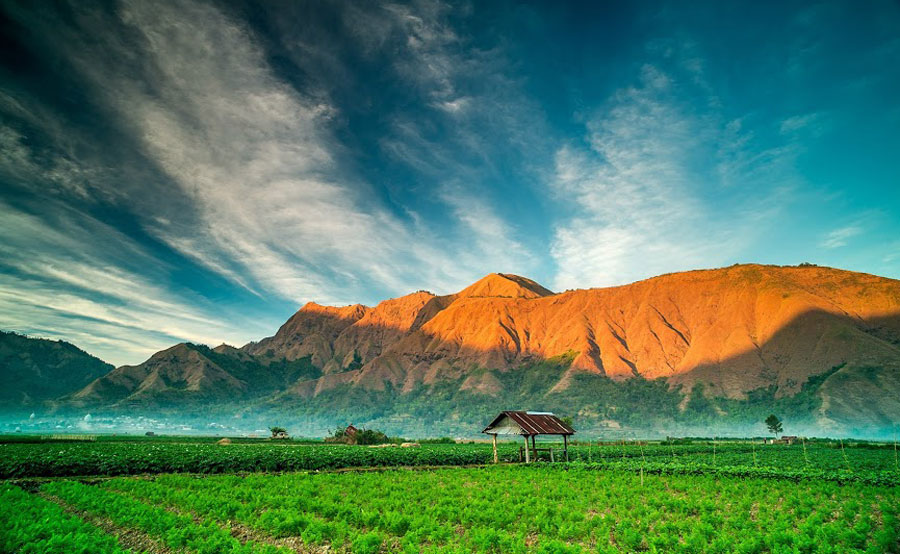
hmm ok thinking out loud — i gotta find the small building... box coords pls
[345,424,358,438]
[779,435,798,445]
[483,411,575,463]
[273,431,289,439]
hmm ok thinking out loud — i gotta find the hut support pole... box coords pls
[532,435,537,462]
[492,434,498,464]
[564,435,569,462]
[524,435,530,463]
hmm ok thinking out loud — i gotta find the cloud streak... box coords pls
[548,60,799,290]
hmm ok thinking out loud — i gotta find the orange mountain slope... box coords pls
[249,266,900,418]
[64,265,900,429]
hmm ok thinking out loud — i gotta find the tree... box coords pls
[269,426,287,438]
[765,414,783,437]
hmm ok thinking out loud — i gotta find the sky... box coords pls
[1,0,898,366]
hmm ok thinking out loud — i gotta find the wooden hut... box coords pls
[483,411,575,463]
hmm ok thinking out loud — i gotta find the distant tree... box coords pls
[765,414,783,437]
[354,429,391,445]
[561,416,574,428]
[269,426,287,438]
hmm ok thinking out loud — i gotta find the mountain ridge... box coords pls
[6,263,900,434]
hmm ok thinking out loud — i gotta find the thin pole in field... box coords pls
[894,425,898,471]
[588,439,592,464]
[639,441,646,487]
[621,436,626,461]
[801,436,810,469]
[752,441,757,468]
[840,438,850,471]
[712,439,716,467]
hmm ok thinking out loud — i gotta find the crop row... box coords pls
[0,442,506,478]
[40,480,288,553]
[100,466,900,553]
[2,440,897,479]
[0,484,126,554]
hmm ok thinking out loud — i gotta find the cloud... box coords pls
[0,199,273,365]
[548,59,799,290]
[821,225,862,249]
[24,0,530,305]
[779,112,827,136]
[0,0,554,365]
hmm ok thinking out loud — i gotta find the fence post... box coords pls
[894,426,899,471]
[840,438,850,471]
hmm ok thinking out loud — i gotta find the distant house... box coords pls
[483,411,575,463]
[272,430,289,439]
[779,435,798,445]
[345,424,358,438]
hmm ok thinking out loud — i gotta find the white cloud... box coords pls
[0,200,273,364]
[44,0,519,306]
[779,112,827,136]
[0,0,549,367]
[821,225,862,249]
[549,62,797,290]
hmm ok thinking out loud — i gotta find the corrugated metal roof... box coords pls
[483,410,575,435]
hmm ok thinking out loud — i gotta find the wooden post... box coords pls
[550,447,554,462]
[492,434,498,464]
[524,435,531,463]
[532,435,537,462]
[563,435,569,462]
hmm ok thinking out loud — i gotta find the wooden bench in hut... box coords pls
[483,411,575,463]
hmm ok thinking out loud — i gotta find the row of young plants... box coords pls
[2,439,896,478]
[0,442,509,477]
[0,484,127,554]
[40,480,288,553]
[566,459,900,487]
[100,465,900,553]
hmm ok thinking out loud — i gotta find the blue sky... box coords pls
[1,0,898,365]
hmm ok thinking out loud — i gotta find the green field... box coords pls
[2,438,899,552]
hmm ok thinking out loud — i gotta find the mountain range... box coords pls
[3,264,900,437]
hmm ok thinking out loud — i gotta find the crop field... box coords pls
[2,439,899,552]
[3,466,898,553]
[2,438,898,482]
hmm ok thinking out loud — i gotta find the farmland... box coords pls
[2,438,899,552]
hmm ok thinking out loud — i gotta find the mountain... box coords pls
[65,342,319,411]
[0,331,113,407]
[48,265,900,435]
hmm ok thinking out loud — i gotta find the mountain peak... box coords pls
[456,273,554,299]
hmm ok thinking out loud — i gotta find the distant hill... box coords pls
[0,331,113,407]
[65,342,319,411]
[242,265,900,435]
[18,264,900,436]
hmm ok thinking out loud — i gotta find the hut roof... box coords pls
[483,411,574,436]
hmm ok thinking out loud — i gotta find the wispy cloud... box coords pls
[549,58,798,290]
[821,225,862,249]
[0,0,549,364]
[0,199,272,364]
